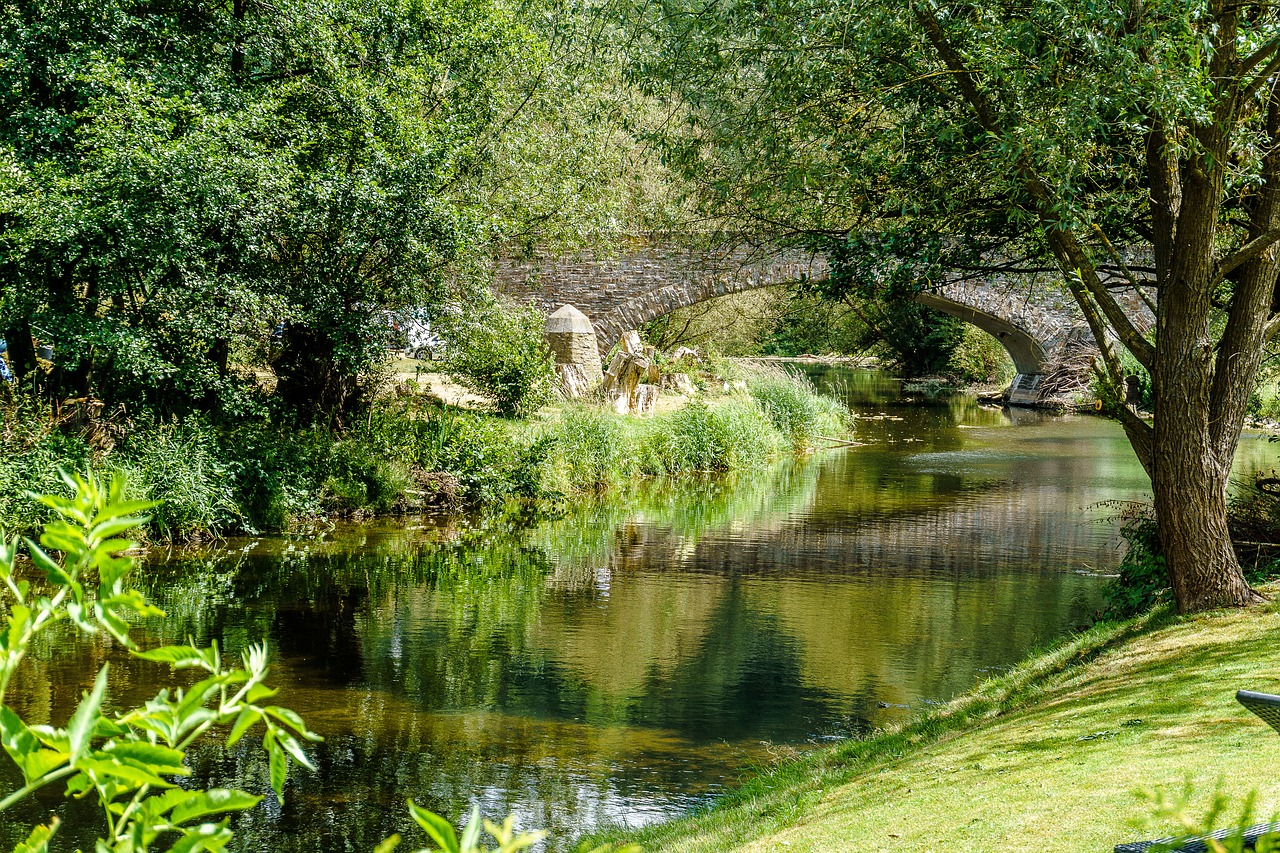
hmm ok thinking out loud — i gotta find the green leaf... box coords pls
[12,819,58,853]
[104,741,188,775]
[88,515,150,543]
[144,787,201,817]
[458,805,481,853]
[373,835,401,853]
[266,733,287,803]
[3,603,30,652]
[245,683,278,703]
[263,706,312,737]
[22,748,68,781]
[170,789,262,825]
[175,677,223,722]
[77,756,174,788]
[22,540,71,586]
[274,730,316,771]
[0,707,41,769]
[90,499,159,527]
[68,665,109,766]
[166,822,234,853]
[409,800,459,853]
[226,707,259,747]
[133,645,209,668]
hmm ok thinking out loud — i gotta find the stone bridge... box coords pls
[493,239,1151,404]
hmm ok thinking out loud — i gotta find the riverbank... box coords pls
[0,360,852,540]
[589,591,1280,852]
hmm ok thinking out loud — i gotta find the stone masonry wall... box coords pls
[494,241,829,351]
[493,237,1154,382]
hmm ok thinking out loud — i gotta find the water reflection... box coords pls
[10,369,1248,851]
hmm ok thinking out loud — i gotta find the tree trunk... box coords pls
[1151,417,1255,612]
[1153,157,1257,612]
[273,324,361,427]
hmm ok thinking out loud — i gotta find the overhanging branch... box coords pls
[1214,225,1280,284]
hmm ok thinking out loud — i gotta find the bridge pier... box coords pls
[1006,373,1045,406]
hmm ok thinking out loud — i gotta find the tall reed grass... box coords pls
[539,362,853,494]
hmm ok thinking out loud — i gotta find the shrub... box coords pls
[947,326,1015,385]
[1103,512,1169,617]
[323,439,411,514]
[223,423,329,533]
[0,394,94,532]
[442,301,556,418]
[429,409,523,505]
[0,472,319,850]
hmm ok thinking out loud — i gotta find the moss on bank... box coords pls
[586,594,1280,852]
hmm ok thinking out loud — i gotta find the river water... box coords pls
[6,368,1277,850]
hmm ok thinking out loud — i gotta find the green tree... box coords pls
[623,0,1280,612]
[0,0,636,423]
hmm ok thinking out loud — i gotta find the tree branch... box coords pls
[912,3,1155,370]
[1214,225,1280,284]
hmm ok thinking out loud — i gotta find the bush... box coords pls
[1103,513,1169,617]
[442,301,556,418]
[427,409,524,505]
[947,326,1015,385]
[223,423,329,533]
[0,473,319,851]
[323,439,411,513]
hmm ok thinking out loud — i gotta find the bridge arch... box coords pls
[915,291,1047,376]
[491,239,1130,403]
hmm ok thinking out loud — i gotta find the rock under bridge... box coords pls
[493,239,1151,405]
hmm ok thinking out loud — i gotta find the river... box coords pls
[5,368,1276,850]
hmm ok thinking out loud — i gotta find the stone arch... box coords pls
[914,290,1047,375]
[491,238,1146,403]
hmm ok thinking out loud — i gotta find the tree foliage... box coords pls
[0,0,641,423]
[622,0,1280,612]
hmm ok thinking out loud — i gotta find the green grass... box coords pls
[587,594,1280,852]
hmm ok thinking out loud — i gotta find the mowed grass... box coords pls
[595,591,1280,853]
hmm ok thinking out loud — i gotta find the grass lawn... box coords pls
[599,590,1280,853]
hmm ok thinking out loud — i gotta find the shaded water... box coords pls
[8,369,1275,850]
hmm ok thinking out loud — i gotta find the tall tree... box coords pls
[625,0,1280,612]
[0,0,638,422]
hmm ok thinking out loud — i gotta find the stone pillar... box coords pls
[544,305,603,397]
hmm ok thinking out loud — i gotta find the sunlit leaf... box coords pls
[166,821,234,853]
[373,835,402,853]
[409,800,460,853]
[133,645,208,668]
[170,789,262,825]
[459,805,481,853]
[11,818,58,853]
[68,665,109,766]
[77,756,174,788]
[226,707,259,747]
[266,733,287,803]
[104,741,188,775]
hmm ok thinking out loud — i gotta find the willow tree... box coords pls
[625,0,1280,611]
